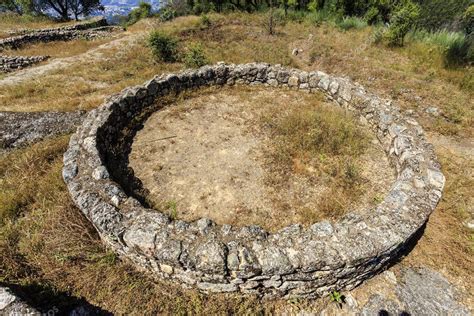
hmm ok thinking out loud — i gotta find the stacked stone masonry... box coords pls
[0,55,49,72]
[0,17,120,51]
[63,63,445,298]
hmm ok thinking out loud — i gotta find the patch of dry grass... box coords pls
[3,38,112,58]
[0,136,69,226]
[301,24,473,138]
[0,13,73,35]
[261,95,370,222]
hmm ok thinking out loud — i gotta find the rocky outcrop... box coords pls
[0,286,39,315]
[63,63,445,298]
[0,110,85,150]
[0,55,49,72]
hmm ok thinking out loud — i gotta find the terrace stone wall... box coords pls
[63,63,445,298]
[0,18,119,51]
[0,55,49,72]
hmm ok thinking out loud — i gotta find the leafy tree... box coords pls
[38,0,103,20]
[0,0,36,15]
[126,1,152,25]
[385,0,420,46]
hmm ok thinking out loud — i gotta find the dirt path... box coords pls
[0,31,146,88]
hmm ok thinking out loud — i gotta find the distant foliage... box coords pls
[0,0,36,15]
[384,0,420,46]
[415,0,470,31]
[192,0,215,14]
[183,43,208,68]
[159,7,176,21]
[148,31,179,62]
[126,2,152,26]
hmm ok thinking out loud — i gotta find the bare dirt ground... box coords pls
[130,86,394,231]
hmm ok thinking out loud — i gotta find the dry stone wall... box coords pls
[0,55,49,72]
[63,63,445,298]
[0,18,119,51]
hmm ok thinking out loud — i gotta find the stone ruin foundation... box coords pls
[0,17,122,73]
[63,63,445,298]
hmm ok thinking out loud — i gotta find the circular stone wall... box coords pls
[63,63,445,298]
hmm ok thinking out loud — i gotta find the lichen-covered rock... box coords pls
[0,110,85,150]
[0,287,40,315]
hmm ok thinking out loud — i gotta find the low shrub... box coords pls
[336,16,367,30]
[443,35,472,67]
[262,8,285,35]
[192,0,215,15]
[385,0,420,46]
[183,43,208,68]
[200,14,211,28]
[285,10,308,23]
[148,31,179,63]
[462,4,474,35]
[159,7,177,22]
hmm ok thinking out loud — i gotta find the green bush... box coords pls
[148,31,179,62]
[462,4,474,35]
[444,36,471,67]
[336,16,367,30]
[305,10,331,25]
[385,0,420,46]
[126,1,152,26]
[192,0,215,14]
[364,6,380,24]
[159,7,176,21]
[285,10,308,23]
[183,43,209,68]
[200,14,211,28]
[416,0,470,31]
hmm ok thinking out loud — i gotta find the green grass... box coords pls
[336,16,368,30]
[408,30,472,67]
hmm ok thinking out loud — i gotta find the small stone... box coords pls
[463,219,474,230]
[196,218,213,234]
[160,264,174,275]
[310,221,333,237]
[195,240,227,274]
[240,280,259,290]
[344,293,358,309]
[92,166,109,180]
[288,75,299,87]
[427,168,445,190]
[197,282,237,293]
[425,106,440,117]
